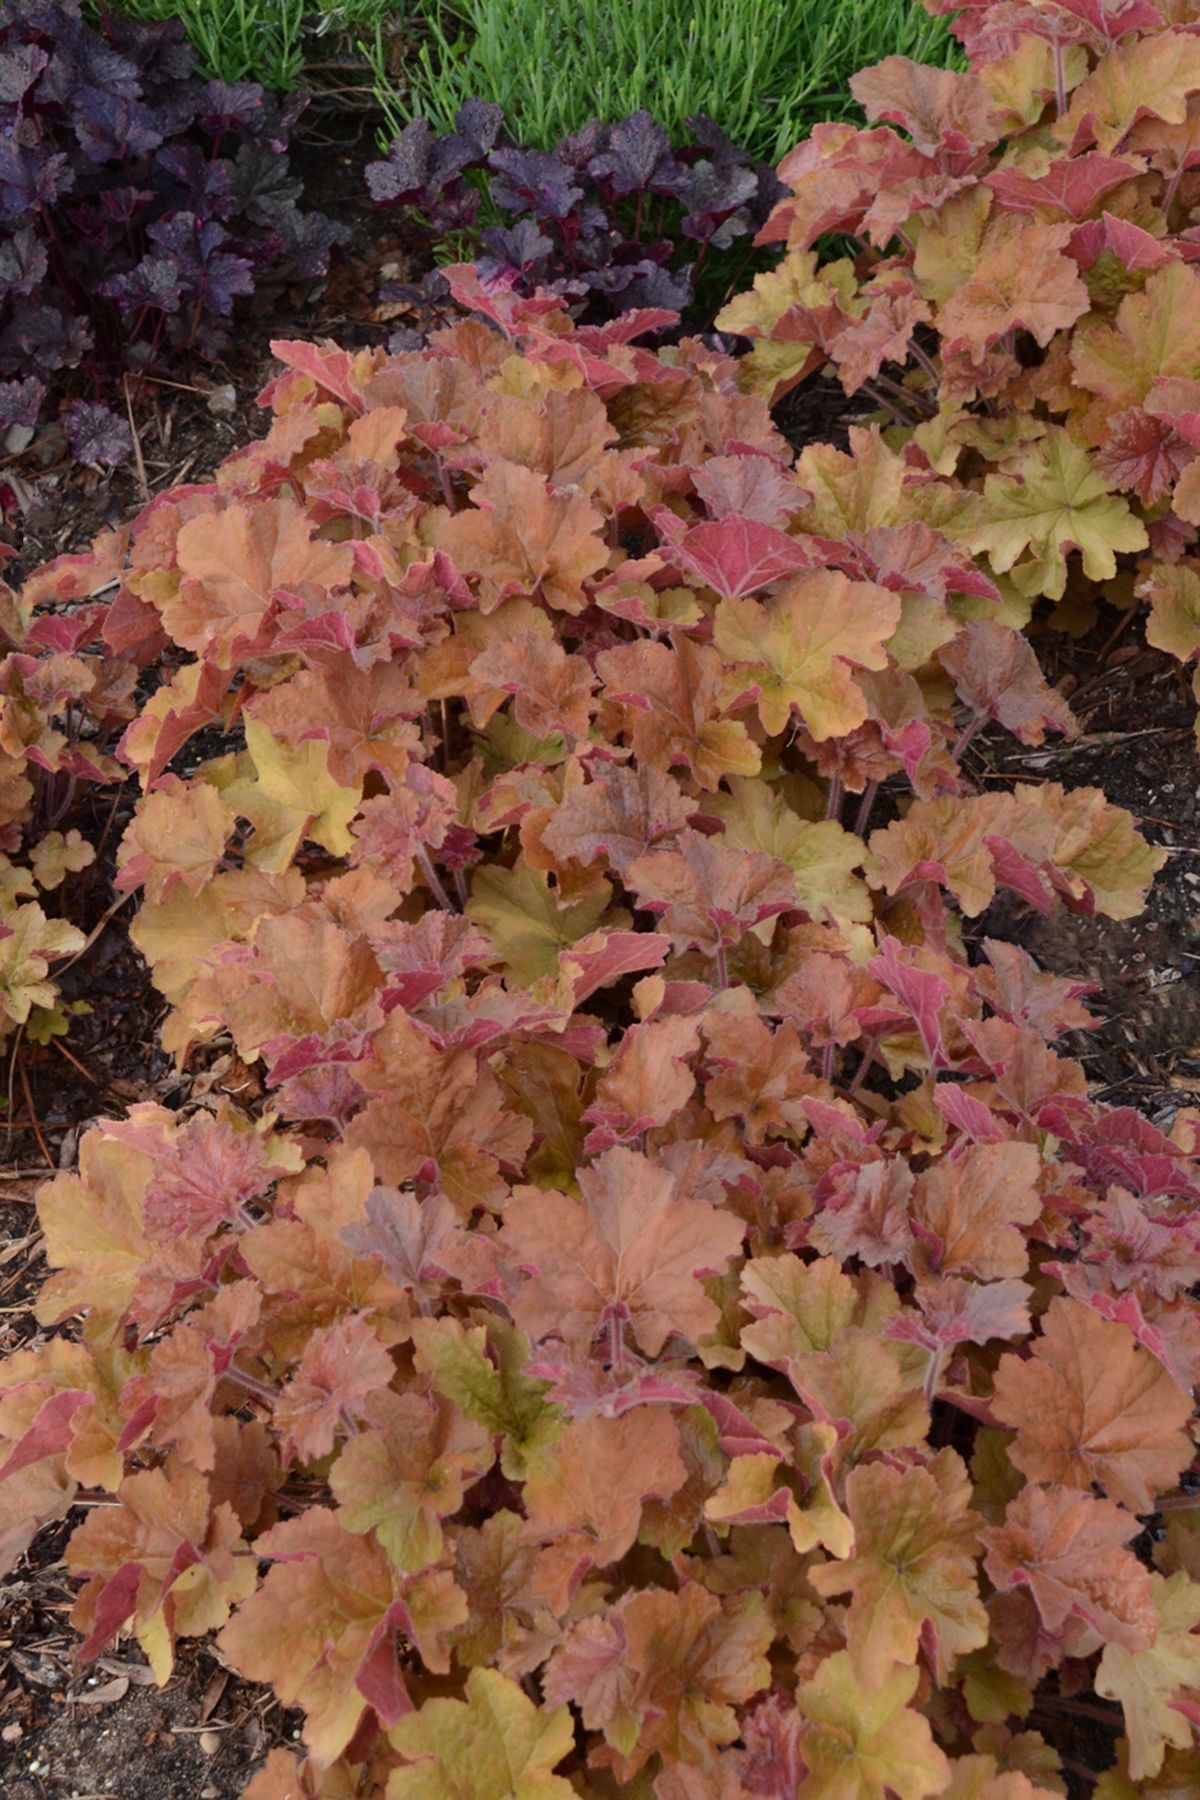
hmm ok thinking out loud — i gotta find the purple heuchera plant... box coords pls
[0,0,349,468]
[367,103,785,323]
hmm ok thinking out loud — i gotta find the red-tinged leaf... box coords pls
[911,1141,1043,1280]
[693,453,806,527]
[713,570,901,741]
[219,1509,467,1766]
[1094,408,1193,505]
[809,1448,988,1687]
[330,1388,491,1572]
[344,1011,533,1215]
[337,1186,463,1301]
[982,1486,1155,1651]
[986,152,1146,220]
[117,1281,261,1471]
[439,458,608,615]
[469,633,596,743]
[540,763,693,878]
[350,763,461,892]
[274,1316,396,1466]
[1072,209,1180,275]
[940,620,1078,745]
[868,935,952,1070]
[830,277,931,395]
[138,1111,272,1243]
[850,56,999,152]
[889,1274,1033,1352]
[809,1159,917,1270]
[975,938,1097,1038]
[544,1583,772,1776]
[703,1009,824,1146]
[625,830,795,960]
[68,1462,255,1683]
[0,1385,90,1486]
[267,340,375,413]
[522,1409,687,1586]
[582,1013,700,1151]
[992,1296,1194,1511]
[248,657,422,790]
[932,1082,1006,1145]
[557,927,670,1004]
[939,225,1089,360]
[651,510,819,599]
[119,659,229,786]
[167,497,354,666]
[596,637,762,790]
[502,1145,745,1357]
[1058,32,1200,155]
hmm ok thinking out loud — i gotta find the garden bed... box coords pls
[5,8,1200,1797]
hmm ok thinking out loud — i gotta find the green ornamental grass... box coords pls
[90,0,398,89]
[95,0,958,159]
[373,0,958,161]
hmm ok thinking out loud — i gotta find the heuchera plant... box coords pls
[0,539,134,1046]
[0,268,1197,1800]
[367,103,785,323]
[0,0,347,469]
[720,0,1200,737]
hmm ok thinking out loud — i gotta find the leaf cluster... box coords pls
[0,0,348,468]
[721,0,1200,719]
[0,266,1197,1798]
[367,103,785,326]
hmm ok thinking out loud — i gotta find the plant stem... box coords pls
[416,844,456,910]
[853,779,878,838]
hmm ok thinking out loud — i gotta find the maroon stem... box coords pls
[951,710,984,763]
[714,941,729,989]
[416,843,456,911]
[853,780,878,839]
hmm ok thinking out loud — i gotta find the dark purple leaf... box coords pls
[478,218,555,280]
[195,78,264,137]
[588,110,686,198]
[226,142,301,222]
[488,146,584,221]
[105,11,196,88]
[65,183,154,241]
[63,399,133,467]
[0,42,50,104]
[0,225,47,300]
[154,142,234,217]
[557,121,610,172]
[0,135,72,215]
[679,158,759,246]
[147,213,253,317]
[72,87,163,163]
[366,118,439,205]
[0,302,92,376]
[453,97,504,159]
[259,201,350,279]
[682,112,746,168]
[100,253,183,317]
[0,376,45,434]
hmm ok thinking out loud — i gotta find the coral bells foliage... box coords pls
[0,0,346,465]
[2,269,1200,1800]
[722,0,1200,727]
[367,102,784,321]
